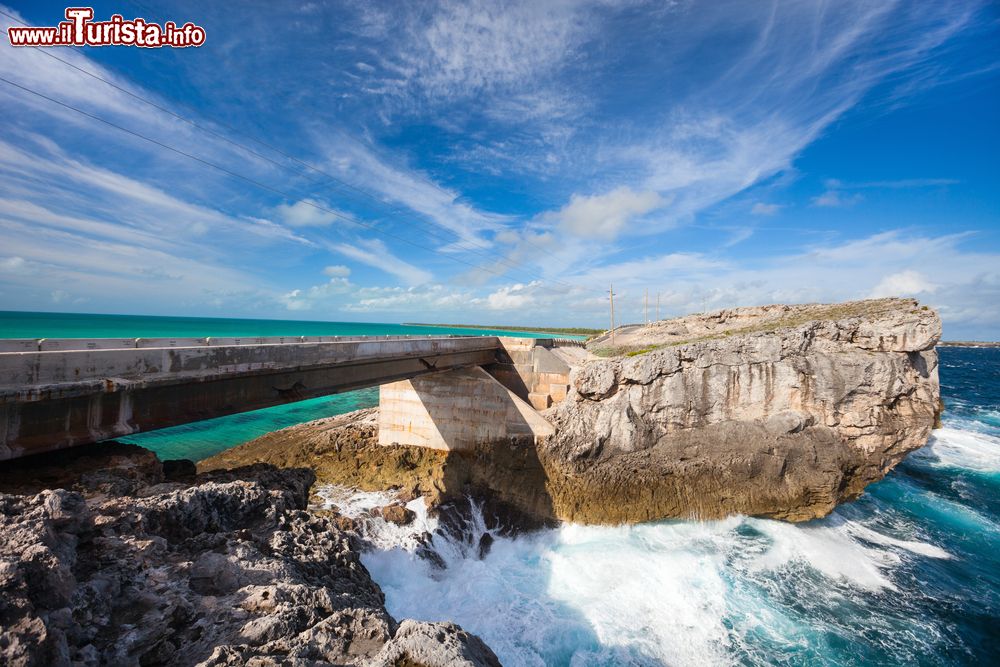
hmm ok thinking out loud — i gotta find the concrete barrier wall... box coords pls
[0,337,501,390]
[0,333,495,353]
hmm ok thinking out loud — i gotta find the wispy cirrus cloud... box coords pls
[0,0,995,339]
[813,190,863,208]
[542,187,663,240]
[274,199,344,227]
[751,203,782,216]
[328,238,433,286]
[314,134,509,247]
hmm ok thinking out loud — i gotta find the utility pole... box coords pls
[656,292,660,321]
[608,283,616,346]
[644,289,648,325]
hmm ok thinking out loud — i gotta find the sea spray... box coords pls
[314,351,1000,667]
[319,476,961,665]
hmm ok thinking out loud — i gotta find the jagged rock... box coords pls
[366,620,501,667]
[162,459,197,481]
[477,533,494,560]
[572,361,618,399]
[380,504,416,526]
[0,448,499,667]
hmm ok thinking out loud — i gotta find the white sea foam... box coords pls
[329,482,956,665]
[919,427,1000,473]
[745,517,901,592]
[313,485,437,551]
[745,513,950,593]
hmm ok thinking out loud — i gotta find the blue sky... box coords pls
[0,1,998,337]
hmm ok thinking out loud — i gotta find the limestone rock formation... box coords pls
[542,297,941,521]
[0,445,499,667]
[380,504,417,526]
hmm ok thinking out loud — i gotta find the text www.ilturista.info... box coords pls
[7,7,205,48]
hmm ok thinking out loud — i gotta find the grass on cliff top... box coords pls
[589,300,929,358]
[590,336,725,358]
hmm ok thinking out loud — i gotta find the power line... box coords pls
[0,7,578,290]
[122,0,533,214]
[0,74,586,287]
[608,284,617,346]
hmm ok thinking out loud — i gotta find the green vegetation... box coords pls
[588,299,917,358]
[589,335,727,358]
[405,323,604,336]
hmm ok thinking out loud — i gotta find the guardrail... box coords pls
[0,333,499,353]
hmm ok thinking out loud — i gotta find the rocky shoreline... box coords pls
[0,443,500,667]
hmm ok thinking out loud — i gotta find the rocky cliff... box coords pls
[0,443,499,667]
[543,297,941,521]
[206,298,941,526]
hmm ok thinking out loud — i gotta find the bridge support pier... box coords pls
[377,366,554,451]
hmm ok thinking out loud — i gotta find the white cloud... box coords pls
[0,1,992,339]
[275,199,342,227]
[316,136,508,246]
[870,270,937,297]
[562,231,998,338]
[486,281,541,310]
[376,0,589,106]
[329,238,432,286]
[0,135,314,247]
[813,190,862,208]
[344,284,475,313]
[281,274,356,311]
[588,2,977,233]
[323,265,352,278]
[548,187,662,240]
[751,202,781,216]
[0,256,26,272]
[0,215,276,307]
[270,230,1000,339]
[812,177,957,208]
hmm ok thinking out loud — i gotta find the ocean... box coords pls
[0,310,579,460]
[3,311,998,664]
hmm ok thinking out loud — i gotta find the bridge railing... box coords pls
[0,333,507,353]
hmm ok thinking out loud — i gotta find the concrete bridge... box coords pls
[0,334,583,460]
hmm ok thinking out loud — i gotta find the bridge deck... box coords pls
[0,335,502,459]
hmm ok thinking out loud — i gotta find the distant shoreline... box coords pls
[939,341,1000,348]
[404,322,603,337]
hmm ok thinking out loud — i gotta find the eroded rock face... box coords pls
[542,298,941,522]
[0,447,499,667]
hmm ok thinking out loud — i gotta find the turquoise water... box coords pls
[0,310,580,461]
[0,310,572,341]
[117,390,381,461]
[359,347,1000,665]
